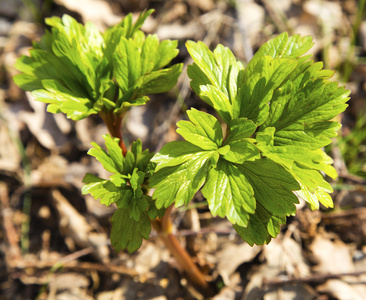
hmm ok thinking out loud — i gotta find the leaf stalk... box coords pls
[151,205,211,294]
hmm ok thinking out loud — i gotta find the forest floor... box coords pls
[1,0,366,299]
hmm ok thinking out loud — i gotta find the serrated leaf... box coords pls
[112,33,181,112]
[233,204,286,246]
[238,56,298,125]
[239,159,300,216]
[32,80,98,120]
[233,214,270,246]
[82,173,131,206]
[131,139,155,173]
[296,181,334,210]
[151,141,204,171]
[186,41,237,94]
[249,32,313,62]
[150,151,219,208]
[176,108,223,150]
[15,10,179,122]
[87,134,123,174]
[113,37,141,93]
[120,9,154,39]
[140,34,179,74]
[14,14,114,120]
[256,128,335,208]
[102,10,154,67]
[186,41,244,122]
[14,48,85,94]
[147,196,166,220]
[201,159,255,227]
[116,190,149,222]
[199,85,233,123]
[224,118,257,145]
[222,140,260,164]
[111,208,151,253]
[137,63,183,96]
[261,79,349,150]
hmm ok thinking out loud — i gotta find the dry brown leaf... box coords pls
[304,0,343,31]
[263,237,311,277]
[54,0,122,29]
[310,234,354,274]
[317,278,366,300]
[52,189,110,262]
[216,242,261,286]
[17,93,70,149]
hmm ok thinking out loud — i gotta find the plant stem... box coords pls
[99,110,127,156]
[151,205,211,293]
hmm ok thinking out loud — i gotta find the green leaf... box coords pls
[151,141,205,171]
[238,56,298,125]
[130,139,155,173]
[233,204,286,246]
[83,136,154,223]
[113,37,141,93]
[120,9,154,39]
[32,80,98,120]
[222,140,260,164]
[14,14,111,119]
[199,85,234,123]
[150,151,219,208]
[224,118,257,145]
[111,208,151,253]
[136,63,183,96]
[176,108,223,150]
[15,10,180,121]
[82,173,131,206]
[176,32,349,246]
[140,34,179,74]
[239,159,300,216]
[256,128,336,209]
[186,41,244,122]
[248,32,313,62]
[261,79,350,149]
[186,41,238,95]
[147,197,166,220]
[112,33,182,113]
[102,10,154,66]
[201,159,255,227]
[87,134,123,174]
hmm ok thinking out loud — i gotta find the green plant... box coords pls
[337,110,366,178]
[14,10,350,293]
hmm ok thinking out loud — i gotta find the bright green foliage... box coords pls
[110,207,151,253]
[14,10,182,120]
[151,32,350,246]
[82,134,162,252]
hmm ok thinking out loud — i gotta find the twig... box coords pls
[9,260,139,279]
[263,270,366,287]
[321,207,366,219]
[178,227,236,237]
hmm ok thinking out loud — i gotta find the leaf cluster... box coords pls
[150,33,350,246]
[82,135,163,253]
[14,10,182,120]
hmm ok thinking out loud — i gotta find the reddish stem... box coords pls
[99,110,127,156]
[151,205,210,293]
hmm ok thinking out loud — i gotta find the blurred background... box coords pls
[0,0,366,299]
